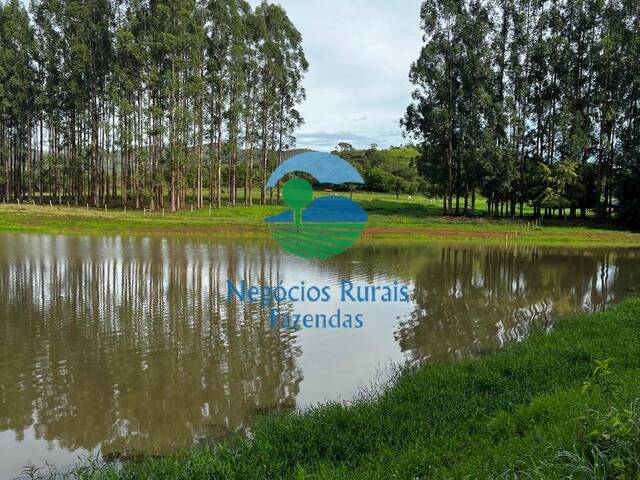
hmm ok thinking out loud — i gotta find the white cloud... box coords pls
[250,0,423,151]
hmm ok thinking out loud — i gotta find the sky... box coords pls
[249,0,424,152]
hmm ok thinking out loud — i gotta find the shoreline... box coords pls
[27,296,640,479]
[1,203,640,248]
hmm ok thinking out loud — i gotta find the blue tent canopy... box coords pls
[265,151,364,188]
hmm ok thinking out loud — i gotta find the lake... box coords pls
[1,234,639,478]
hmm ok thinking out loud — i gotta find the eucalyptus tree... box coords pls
[87,0,112,207]
[31,0,65,202]
[457,0,492,215]
[559,0,598,218]
[192,3,206,209]
[113,0,145,208]
[224,0,250,207]
[592,0,628,218]
[56,0,113,205]
[0,0,37,202]
[250,2,306,205]
[402,0,465,214]
[270,3,307,201]
[253,2,277,205]
[156,0,204,212]
[203,0,233,208]
[616,0,640,223]
[241,9,260,205]
[404,0,496,214]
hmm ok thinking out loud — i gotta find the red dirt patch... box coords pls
[362,227,512,238]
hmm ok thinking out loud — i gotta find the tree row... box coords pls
[403,0,640,222]
[0,0,307,211]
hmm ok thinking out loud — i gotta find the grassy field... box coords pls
[31,297,640,479]
[1,192,640,247]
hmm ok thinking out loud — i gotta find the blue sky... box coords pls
[249,0,423,151]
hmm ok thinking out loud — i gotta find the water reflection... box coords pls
[0,234,638,477]
[0,236,303,470]
[394,246,640,361]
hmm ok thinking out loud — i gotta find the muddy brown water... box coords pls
[0,233,639,478]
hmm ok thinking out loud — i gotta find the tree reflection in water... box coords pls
[0,235,302,456]
[393,245,640,361]
[0,235,639,473]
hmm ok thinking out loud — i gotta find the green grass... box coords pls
[28,297,640,479]
[1,192,640,246]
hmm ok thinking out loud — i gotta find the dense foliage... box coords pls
[332,143,422,195]
[0,0,307,211]
[403,0,640,223]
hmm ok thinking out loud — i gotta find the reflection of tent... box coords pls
[265,151,364,188]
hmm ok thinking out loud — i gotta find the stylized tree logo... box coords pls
[283,177,313,227]
[264,152,368,259]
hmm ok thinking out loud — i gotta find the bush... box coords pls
[364,167,399,192]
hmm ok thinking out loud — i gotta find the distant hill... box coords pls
[282,148,313,160]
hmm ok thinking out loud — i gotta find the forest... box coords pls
[0,0,307,212]
[2,0,640,225]
[403,0,640,223]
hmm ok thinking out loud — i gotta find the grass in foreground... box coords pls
[31,297,640,479]
[2,192,640,247]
